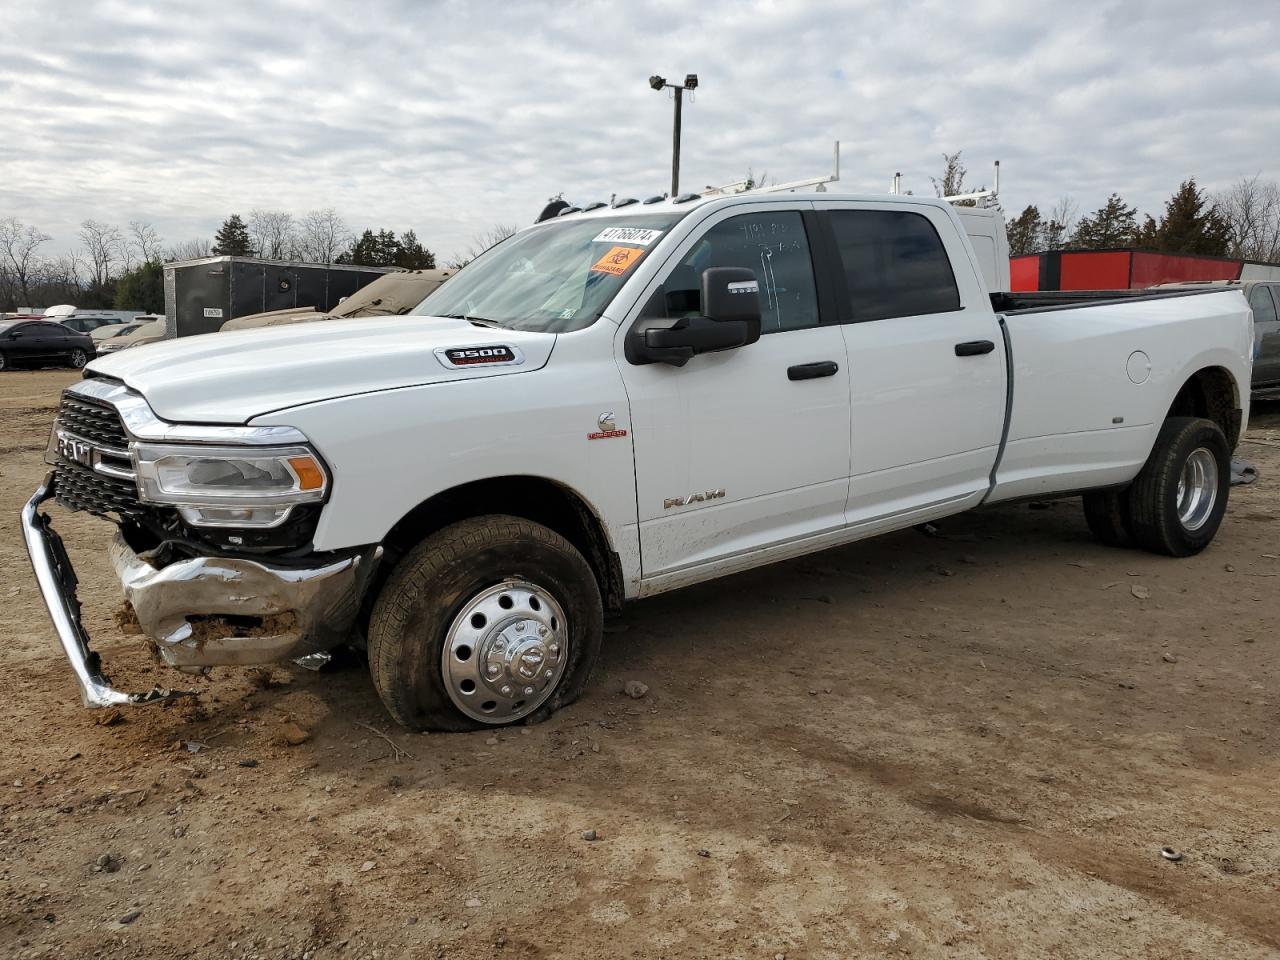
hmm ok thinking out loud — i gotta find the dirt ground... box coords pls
[0,368,1277,960]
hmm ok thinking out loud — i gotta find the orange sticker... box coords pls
[591,245,645,276]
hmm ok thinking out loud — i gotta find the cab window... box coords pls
[828,210,961,322]
[652,211,820,334]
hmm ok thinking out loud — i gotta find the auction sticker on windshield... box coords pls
[591,246,646,276]
[593,227,663,246]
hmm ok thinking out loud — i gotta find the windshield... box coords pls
[414,214,685,333]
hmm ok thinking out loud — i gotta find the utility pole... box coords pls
[649,73,698,196]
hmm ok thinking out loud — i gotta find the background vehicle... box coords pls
[25,193,1252,734]
[58,314,127,335]
[92,322,143,355]
[220,269,452,331]
[94,317,166,354]
[0,319,94,370]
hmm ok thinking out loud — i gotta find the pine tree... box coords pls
[1070,194,1138,249]
[1144,179,1231,255]
[212,214,253,256]
[1006,205,1043,256]
[395,229,436,270]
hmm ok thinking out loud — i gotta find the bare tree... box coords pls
[248,209,297,260]
[931,151,969,199]
[126,220,164,267]
[0,217,52,308]
[35,254,86,305]
[166,237,213,261]
[296,208,351,264]
[445,223,519,269]
[1042,195,1079,250]
[78,219,124,289]
[1215,175,1280,263]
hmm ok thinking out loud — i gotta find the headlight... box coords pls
[133,443,328,528]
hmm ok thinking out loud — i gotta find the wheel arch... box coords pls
[373,475,625,616]
[1166,365,1241,450]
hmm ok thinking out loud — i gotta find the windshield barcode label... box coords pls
[593,227,663,247]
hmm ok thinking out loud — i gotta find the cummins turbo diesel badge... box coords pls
[435,345,524,368]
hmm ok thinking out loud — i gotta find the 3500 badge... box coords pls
[435,345,524,369]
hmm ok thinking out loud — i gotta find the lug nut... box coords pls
[487,664,500,677]
[538,626,549,637]
[549,644,559,655]
[523,686,534,696]
[500,685,512,696]
[544,669,553,678]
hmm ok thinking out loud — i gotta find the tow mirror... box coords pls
[626,267,763,367]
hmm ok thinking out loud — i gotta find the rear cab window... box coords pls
[826,209,961,322]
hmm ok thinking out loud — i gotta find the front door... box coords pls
[618,205,851,585]
[814,202,1006,526]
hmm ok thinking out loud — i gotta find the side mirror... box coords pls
[626,267,763,367]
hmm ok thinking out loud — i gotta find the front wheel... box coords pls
[1126,417,1230,556]
[68,348,88,369]
[367,516,603,731]
[0,351,7,372]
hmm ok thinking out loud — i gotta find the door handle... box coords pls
[955,340,996,357]
[788,361,840,381]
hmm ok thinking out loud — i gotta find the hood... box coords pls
[88,316,555,424]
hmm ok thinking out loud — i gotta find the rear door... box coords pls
[813,201,1006,527]
[1249,284,1280,386]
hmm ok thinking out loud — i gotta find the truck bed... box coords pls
[992,287,1227,314]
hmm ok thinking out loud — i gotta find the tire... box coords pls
[1125,417,1230,557]
[367,515,603,731]
[0,351,6,372]
[1082,489,1133,547]
[68,349,88,369]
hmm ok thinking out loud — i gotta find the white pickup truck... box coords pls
[24,193,1253,731]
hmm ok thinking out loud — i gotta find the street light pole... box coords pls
[670,85,682,197]
[649,73,698,197]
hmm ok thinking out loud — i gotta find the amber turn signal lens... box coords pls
[287,456,326,491]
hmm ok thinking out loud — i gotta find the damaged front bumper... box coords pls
[23,473,379,708]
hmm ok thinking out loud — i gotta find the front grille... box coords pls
[57,394,129,448]
[52,391,145,521]
[55,457,147,520]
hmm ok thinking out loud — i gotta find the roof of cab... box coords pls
[537,191,959,226]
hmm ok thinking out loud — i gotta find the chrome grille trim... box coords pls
[67,378,307,446]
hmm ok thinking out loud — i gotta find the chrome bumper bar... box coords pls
[23,472,379,708]
[22,474,187,707]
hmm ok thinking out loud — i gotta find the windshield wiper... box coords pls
[440,313,509,329]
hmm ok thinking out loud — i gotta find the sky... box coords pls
[2,0,1279,263]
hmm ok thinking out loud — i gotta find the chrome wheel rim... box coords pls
[1176,447,1218,532]
[442,580,569,724]
[71,350,86,368]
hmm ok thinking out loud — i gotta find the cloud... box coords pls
[1,0,1277,262]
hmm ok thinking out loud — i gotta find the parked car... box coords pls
[24,193,1252,733]
[219,269,453,331]
[1155,280,1280,392]
[58,315,127,335]
[94,318,166,354]
[0,318,94,370]
[92,322,143,355]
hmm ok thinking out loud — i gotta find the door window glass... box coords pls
[1249,286,1278,324]
[656,211,820,333]
[828,210,961,322]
